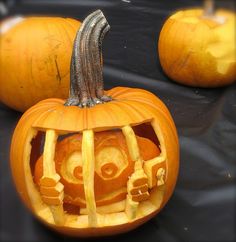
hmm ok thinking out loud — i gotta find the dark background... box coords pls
[0,0,235,241]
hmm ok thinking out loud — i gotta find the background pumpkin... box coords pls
[0,16,81,112]
[10,10,179,237]
[158,0,236,87]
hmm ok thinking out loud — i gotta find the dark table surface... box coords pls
[0,0,235,242]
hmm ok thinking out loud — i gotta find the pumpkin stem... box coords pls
[203,0,215,17]
[65,10,112,107]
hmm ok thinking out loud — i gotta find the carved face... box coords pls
[34,130,160,209]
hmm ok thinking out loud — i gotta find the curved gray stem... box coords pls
[65,10,112,107]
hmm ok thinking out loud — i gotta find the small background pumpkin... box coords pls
[0,16,81,112]
[158,0,236,87]
[10,10,179,237]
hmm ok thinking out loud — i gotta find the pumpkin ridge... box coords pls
[31,106,64,130]
[106,86,131,97]
[114,100,149,126]
[103,100,138,124]
[17,101,57,124]
[118,100,152,123]
[36,98,65,106]
[107,87,176,134]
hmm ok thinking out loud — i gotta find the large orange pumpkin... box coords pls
[10,10,179,237]
[0,16,81,112]
[158,0,236,87]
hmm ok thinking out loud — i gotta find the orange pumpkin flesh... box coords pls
[158,2,236,87]
[34,131,160,208]
[10,10,179,237]
[0,16,81,112]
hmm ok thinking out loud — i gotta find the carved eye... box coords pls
[60,151,83,184]
[101,163,118,178]
[95,146,128,180]
[73,166,83,180]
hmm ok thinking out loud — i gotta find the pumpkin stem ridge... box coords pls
[65,10,112,108]
[203,0,215,17]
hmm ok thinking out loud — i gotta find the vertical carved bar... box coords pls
[122,125,149,220]
[122,125,142,170]
[41,129,65,225]
[82,130,97,227]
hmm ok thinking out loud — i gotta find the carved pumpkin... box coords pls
[158,0,236,87]
[10,10,179,237]
[0,16,81,112]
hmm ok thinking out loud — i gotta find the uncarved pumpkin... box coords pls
[0,16,81,112]
[10,10,179,237]
[158,0,236,87]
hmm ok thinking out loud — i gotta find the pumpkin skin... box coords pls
[10,10,179,237]
[158,9,236,87]
[0,16,81,112]
[10,87,179,236]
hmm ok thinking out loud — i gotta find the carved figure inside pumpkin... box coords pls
[34,129,164,214]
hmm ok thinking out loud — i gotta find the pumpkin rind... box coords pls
[158,9,236,87]
[0,17,81,111]
[10,87,179,236]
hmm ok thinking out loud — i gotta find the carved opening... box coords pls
[29,131,83,215]
[30,130,130,217]
[30,131,45,178]
[58,132,79,141]
[28,125,166,225]
[132,122,160,155]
